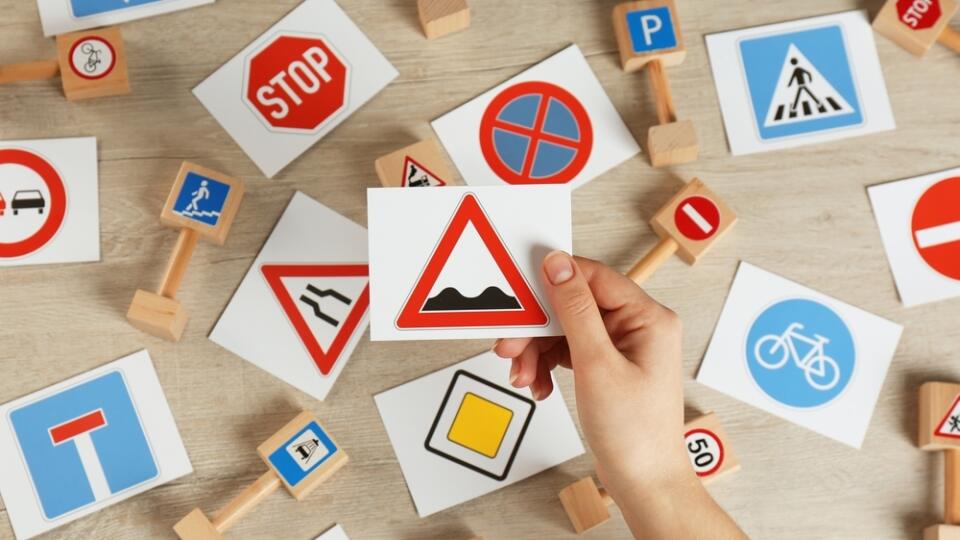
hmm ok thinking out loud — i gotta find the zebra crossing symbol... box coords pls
[763,45,855,128]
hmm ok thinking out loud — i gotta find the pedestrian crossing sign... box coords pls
[739,24,863,141]
[160,161,245,245]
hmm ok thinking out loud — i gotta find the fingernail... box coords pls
[492,338,503,355]
[544,251,575,285]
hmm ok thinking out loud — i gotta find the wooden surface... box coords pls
[0,0,959,538]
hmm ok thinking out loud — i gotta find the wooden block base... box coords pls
[925,524,960,540]
[647,119,698,167]
[127,289,188,341]
[559,477,612,534]
[174,508,222,540]
[418,0,470,39]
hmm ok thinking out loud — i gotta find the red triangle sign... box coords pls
[402,156,447,187]
[935,393,960,440]
[396,193,547,329]
[261,264,370,375]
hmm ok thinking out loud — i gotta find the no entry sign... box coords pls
[0,149,67,259]
[244,35,348,133]
[674,195,720,241]
[912,177,960,280]
[898,0,943,28]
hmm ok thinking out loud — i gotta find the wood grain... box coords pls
[1,0,959,539]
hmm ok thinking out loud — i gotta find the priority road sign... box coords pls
[912,177,960,280]
[0,148,67,259]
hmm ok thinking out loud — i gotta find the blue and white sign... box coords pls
[705,11,894,156]
[625,6,678,54]
[268,421,338,487]
[746,299,855,407]
[70,0,166,18]
[172,172,230,226]
[9,371,157,520]
[37,0,215,37]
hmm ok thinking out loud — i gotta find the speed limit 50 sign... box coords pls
[193,0,398,178]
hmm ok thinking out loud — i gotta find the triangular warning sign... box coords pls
[763,44,855,128]
[402,156,447,187]
[935,394,960,440]
[261,264,370,376]
[396,193,547,329]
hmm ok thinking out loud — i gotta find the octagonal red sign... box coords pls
[245,35,348,132]
[897,0,942,29]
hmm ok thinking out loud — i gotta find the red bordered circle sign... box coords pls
[68,36,117,81]
[684,427,724,477]
[0,149,67,259]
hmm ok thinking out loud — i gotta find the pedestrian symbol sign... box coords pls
[267,420,338,487]
[8,370,158,520]
[935,394,960,439]
[739,24,863,141]
[172,172,230,227]
[402,156,447,187]
[262,264,370,376]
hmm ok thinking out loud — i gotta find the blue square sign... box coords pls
[268,421,338,487]
[70,0,166,18]
[8,371,158,520]
[739,25,863,141]
[625,6,678,53]
[172,171,230,227]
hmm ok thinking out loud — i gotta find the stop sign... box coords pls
[897,0,942,29]
[244,35,349,132]
[912,177,960,280]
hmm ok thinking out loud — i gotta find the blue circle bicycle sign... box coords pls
[745,298,855,408]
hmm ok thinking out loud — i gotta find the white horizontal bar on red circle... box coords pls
[915,221,960,249]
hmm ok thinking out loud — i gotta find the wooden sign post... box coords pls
[873,0,960,56]
[626,178,736,285]
[127,162,244,341]
[175,411,348,540]
[919,382,960,539]
[612,0,697,167]
[559,412,740,534]
[375,138,455,187]
[418,0,470,39]
[0,26,130,100]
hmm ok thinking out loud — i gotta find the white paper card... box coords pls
[210,192,369,401]
[869,167,960,307]
[697,262,902,448]
[0,137,99,267]
[375,351,584,517]
[193,0,398,178]
[706,11,894,156]
[0,350,192,540]
[432,44,640,189]
[316,524,349,540]
[367,186,571,341]
[36,0,214,36]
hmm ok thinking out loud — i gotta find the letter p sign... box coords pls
[625,6,678,53]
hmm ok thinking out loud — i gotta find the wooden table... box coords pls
[1,0,958,538]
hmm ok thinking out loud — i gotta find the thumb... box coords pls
[541,251,612,360]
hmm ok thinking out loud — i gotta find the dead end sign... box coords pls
[244,35,349,133]
[912,176,960,280]
[261,263,369,375]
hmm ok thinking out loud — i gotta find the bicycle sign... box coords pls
[745,298,855,407]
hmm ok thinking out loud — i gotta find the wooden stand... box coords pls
[374,138,455,187]
[418,0,470,39]
[175,412,348,540]
[625,178,736,286]
[874,0,960,56]
[918,382,960,538]
[645,59,698,167]
[127,162,244,341]
[0,27,129,100]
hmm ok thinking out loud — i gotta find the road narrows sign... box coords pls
[396,193,548,329]
[262,263,370,375]
[912,177,960,280]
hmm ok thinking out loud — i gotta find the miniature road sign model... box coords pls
[559,412,739,534]
[418,0,470,39]
[375,139,454,187]
[873,0,960,56]
[0,26,129,101]
[919,382,960,538]
[612,0,697,167]
[175,411,348,540]
[626,178,736,285]
[127,162,244,341]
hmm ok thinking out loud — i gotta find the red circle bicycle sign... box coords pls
[0,149,67,259]
[912,176,960,280]
[479,81,593,185]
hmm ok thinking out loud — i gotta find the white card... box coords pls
[367,186,571,341]
[697,262,902,448]
[706,10,895,156]
[0,350,192,540]
[316,524,349,540]
[375,351,584,517]
[432,44,640,189]
[36,0,214,36]
[0,137,99,267]
[193,0,398,178]
[210,192,368,401]
[869,167,960,307]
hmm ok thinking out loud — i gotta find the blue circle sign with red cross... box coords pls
[479,81,593,185]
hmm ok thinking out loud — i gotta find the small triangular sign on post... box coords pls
[402,156,447,187]
[261,264,370,375]
[936,394,960,440]
[396,193,547,329]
